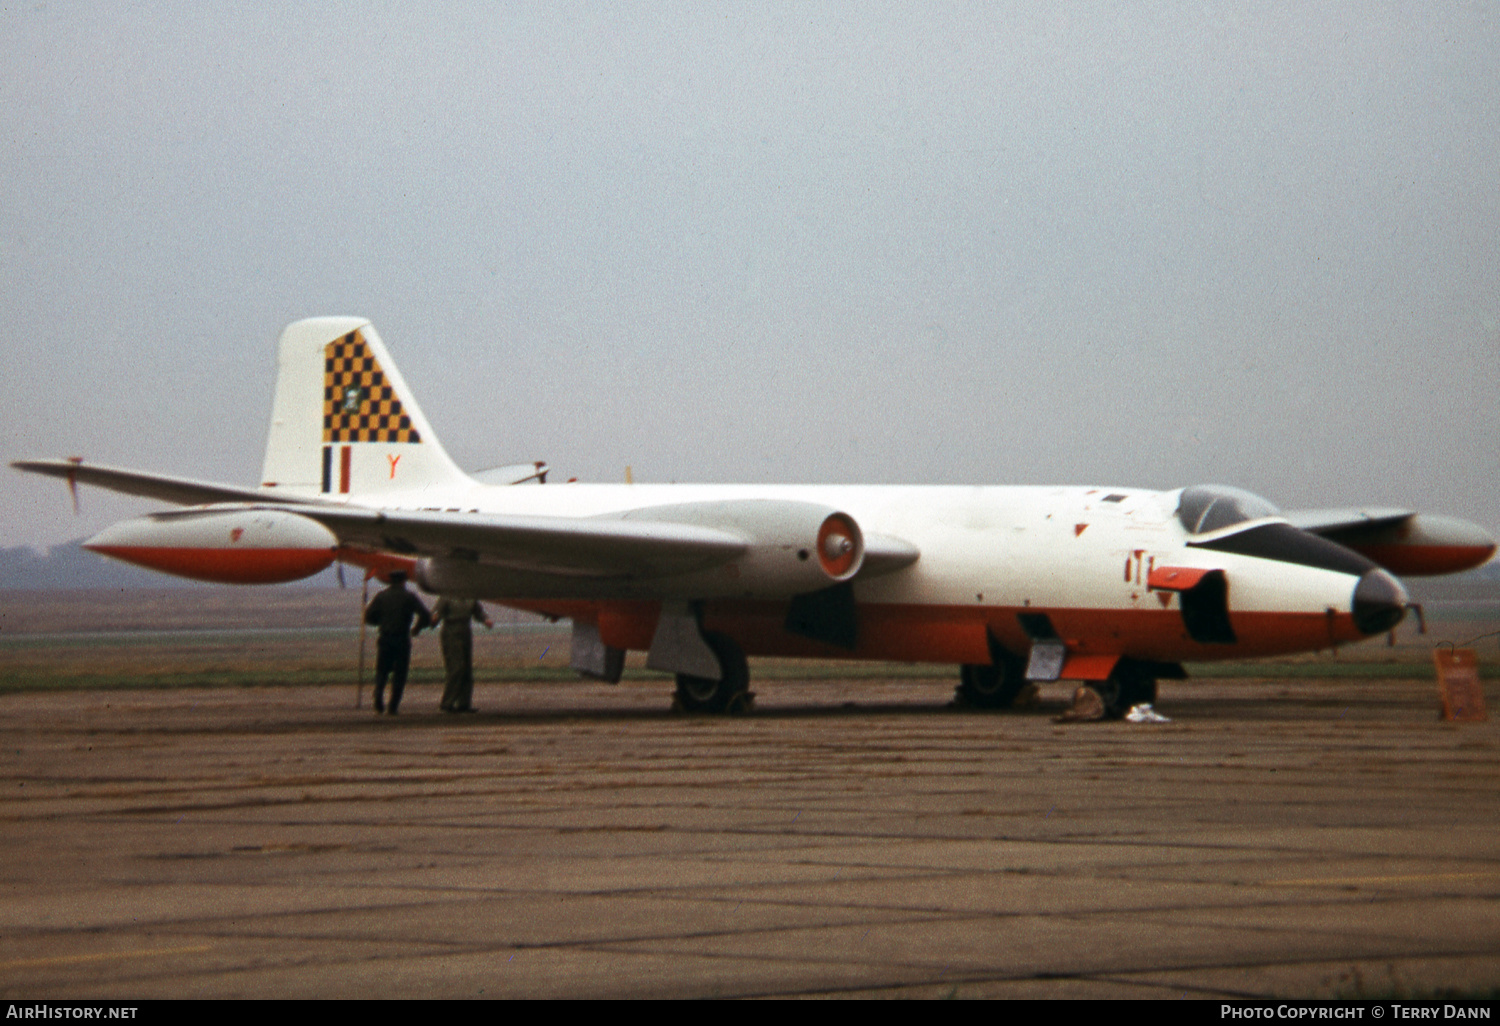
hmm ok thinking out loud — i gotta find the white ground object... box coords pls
[1125,703,1172,724]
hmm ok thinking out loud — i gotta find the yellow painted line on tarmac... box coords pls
[1268,871,1497,887]
[0,943,213,971]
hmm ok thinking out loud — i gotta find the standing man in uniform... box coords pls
[364,570,432,715]
[431,596,493,713]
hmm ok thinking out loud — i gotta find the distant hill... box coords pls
[0,539,339,589]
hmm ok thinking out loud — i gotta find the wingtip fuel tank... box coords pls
[84,506,338,585]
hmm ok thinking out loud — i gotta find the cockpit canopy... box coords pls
[1176,485,1282,536]
[1177,484,1385,581]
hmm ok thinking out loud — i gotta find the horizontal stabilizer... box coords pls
[472,462,549,485]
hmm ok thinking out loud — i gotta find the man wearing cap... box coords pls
[363,571,432,715]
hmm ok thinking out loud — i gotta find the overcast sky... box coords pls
[3,2,1497,552]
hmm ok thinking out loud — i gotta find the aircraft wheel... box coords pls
[1095,666,1158,719]
[674,633,751,714]
[956,655,1027,709]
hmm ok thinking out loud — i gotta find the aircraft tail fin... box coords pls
[259,317,470,500]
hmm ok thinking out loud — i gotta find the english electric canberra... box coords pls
[15,318,1494,715]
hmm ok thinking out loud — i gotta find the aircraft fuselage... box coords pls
[149,479,1404,668]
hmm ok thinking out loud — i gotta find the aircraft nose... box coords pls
[1352,569,1409,635]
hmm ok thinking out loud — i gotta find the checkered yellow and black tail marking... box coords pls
[322,331,421,444]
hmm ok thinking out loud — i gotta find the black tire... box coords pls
[674,632,751,714]
[1096,665,1158,719]
[956,655,1027,709]
[1119,673,1158,709]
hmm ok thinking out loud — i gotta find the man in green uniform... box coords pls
[431,596,493,713]
[363,571,432,715]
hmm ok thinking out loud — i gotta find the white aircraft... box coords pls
[14,317,1496,715]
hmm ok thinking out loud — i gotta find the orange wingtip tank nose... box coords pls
[1339,515,1497,577]
[84,508,337,585]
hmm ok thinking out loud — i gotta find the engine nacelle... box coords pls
[413,500,867,600]
[619,499,865,597]
[84,506,338,584]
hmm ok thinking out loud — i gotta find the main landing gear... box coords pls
[673,632,753,714]
[1088,663,1159,719]
[956,654,1166,719]
[954,652,1029,709]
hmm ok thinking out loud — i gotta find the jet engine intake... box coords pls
[621,500,866,597]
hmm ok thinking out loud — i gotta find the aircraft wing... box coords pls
[1285,506,1495,576]
[1284,508,1417,534]
[290,505,750,578]
[10,459,324,509]
[20,454,922,586]
[285,504,920,583]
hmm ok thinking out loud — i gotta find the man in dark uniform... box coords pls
[363,571,432,715]
[431,596,493,713]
